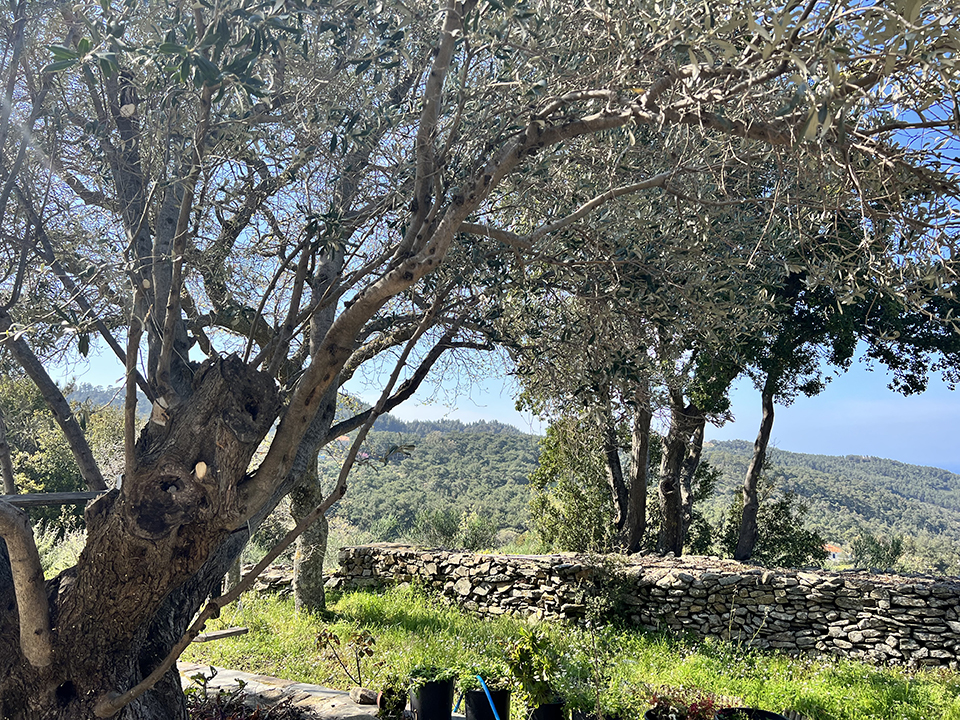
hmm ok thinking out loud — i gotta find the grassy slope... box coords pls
[183,586,960,720]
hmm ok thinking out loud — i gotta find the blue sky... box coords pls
[348,350,960,473]
[62,342,960,473]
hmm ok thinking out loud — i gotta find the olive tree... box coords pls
[0,0,958,718]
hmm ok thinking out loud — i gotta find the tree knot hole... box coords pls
[56,681,77,707]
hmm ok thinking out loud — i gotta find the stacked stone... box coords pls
[328,544,960,668]
[330,543,598,620]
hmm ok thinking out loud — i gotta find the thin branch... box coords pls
[0,407,17,494]
[0,309,106,491]
[157,86,213,400]
[12,183,154,401]
[0,499,53,667]
[325,319,482,442]
[124,288,144,484]
[459,223,532,252]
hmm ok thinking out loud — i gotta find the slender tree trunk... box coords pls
[289,384,337,613]
[618,386,651,553]
[734,376,776,561]
[0,407,17,494]
[679,409,705,545]
[291,459,330,613]
[601,402,628,532]
[656,389,689,556]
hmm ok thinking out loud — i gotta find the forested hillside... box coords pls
[702,440,960,570]
[55,387,960,569]
[325,419,960,571]
[322,415,541,537]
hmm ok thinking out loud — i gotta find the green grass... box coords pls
[182,585,960,720]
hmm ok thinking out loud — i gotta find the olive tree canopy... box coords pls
[0,0,957,717]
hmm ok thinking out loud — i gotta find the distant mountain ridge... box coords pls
[62,385,960,568]
[701,440,960,570]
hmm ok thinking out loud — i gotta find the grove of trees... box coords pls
[0,0,958,718]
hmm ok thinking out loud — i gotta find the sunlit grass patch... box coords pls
[183,585,960,720]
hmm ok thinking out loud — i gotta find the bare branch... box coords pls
[0,309,106,491]
[0,499,53,668]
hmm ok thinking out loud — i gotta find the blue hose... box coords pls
[476,675,502,720]
[452,676,503,720]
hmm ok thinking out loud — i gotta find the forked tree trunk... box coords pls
[656,392,700,557]
[0,355,280,719]
[735,376,776,561]
[617,387,651,553]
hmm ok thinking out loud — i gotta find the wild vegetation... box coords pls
[16,386,960,574]
[182,585,960,720]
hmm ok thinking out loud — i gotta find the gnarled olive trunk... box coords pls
[617,387,652,553]
[734,376,776,562]
[0,355,280,719]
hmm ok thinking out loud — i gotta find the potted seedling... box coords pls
[377,669,409,720]
[505,627,566,720]
[643,686,720,720]
[409,665,457,720]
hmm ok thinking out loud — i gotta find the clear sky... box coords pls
[346,350,960,474]
[61,342,960,474]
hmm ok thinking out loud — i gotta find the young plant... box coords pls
[409,665,457,690]
[315,628,376,687]
[645,686,720,720]
[456,659,512,693]
[505,627,562,707]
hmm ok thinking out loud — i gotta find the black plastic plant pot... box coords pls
[529,701,566,720]
[464,689,511,720]
[715,709,789,720]
[410,679,455,720]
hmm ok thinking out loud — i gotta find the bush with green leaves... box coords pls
[719,474,827,569]
[852,531,904,571]
[529,416,616,553]
[412,507,498,551]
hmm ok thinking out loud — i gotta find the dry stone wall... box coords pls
[328,544,960,668]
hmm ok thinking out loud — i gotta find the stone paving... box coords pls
[178,661,378,719]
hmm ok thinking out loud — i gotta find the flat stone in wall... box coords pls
[327,544,960,669]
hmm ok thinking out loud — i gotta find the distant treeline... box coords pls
[62,385,960,569]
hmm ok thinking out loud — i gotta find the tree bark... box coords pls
[601,403,628,532]
[734,376,776,561]
[656,390,699,556]
[222,558,240,596]
[0,354,280,719]
[617,387,651,553]
[0,500,52,667]
[679,409,705,546]
[291,460,330,613]
[0,407,17,494]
